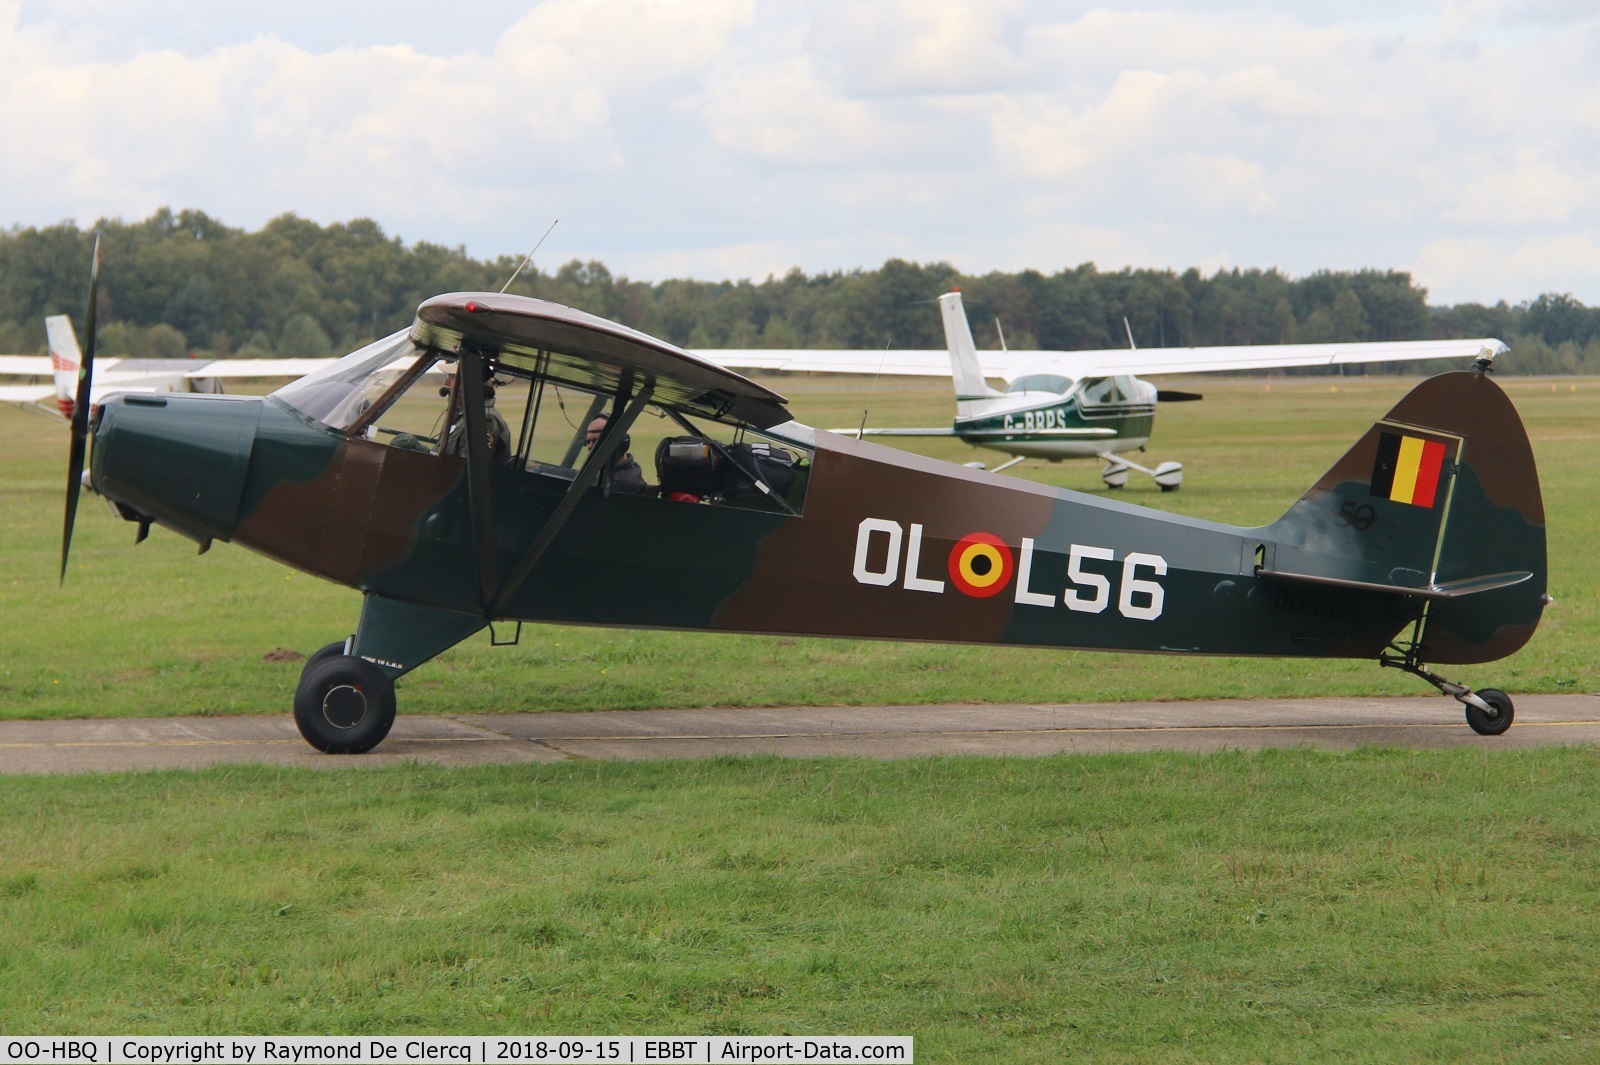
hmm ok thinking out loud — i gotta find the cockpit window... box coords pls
[270,329,435,431]
[518,386,814,514]
[1005,374,1074,395]
[273,324,814,513]
[1080,376,1137,406]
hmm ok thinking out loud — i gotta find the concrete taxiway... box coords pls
[1,694,1598,774]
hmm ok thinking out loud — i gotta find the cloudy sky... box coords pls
[3,0,1598,304]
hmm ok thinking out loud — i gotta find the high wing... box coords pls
[0,357,342,420]
[414,292,790,429]
[694,348,1025,379]
[1040,337,1508,382]
[180,358,339,379]
[0,355,334,384]
[0,314,344,420]
[697,336,1507,383]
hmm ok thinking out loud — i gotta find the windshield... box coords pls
[271,329,442,431]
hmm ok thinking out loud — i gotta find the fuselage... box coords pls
[953,373,1157,459]
[88,387,1424,665]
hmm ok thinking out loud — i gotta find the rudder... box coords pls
[45,314,81,419]
[937,292,1002,417]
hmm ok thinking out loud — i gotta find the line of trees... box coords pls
[3,208,1598,373]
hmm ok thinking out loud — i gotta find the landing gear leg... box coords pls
[1379,647,1515,736]
[1097,453,1182,491]
[305,637,354,671]
[989,455,1028,474]
[288,594,489,755]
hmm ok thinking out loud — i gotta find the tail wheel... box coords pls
[1465,688,1514,736]
[293,655,396,754]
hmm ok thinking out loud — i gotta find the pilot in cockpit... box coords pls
[441,372,513,462]
[585,414,651,494]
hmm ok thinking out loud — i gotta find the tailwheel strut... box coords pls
[1379,641,1514,736]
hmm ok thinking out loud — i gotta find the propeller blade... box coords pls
[1156,389,1203,403]
[59,232,101,584]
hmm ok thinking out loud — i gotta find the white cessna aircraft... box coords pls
[0,316,336,421]
[698,291,1508,489]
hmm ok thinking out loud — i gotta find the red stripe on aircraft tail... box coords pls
[1411,439,1447,508]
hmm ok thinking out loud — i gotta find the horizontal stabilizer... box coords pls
[956,426,1116,439]
[1260,568,1533,600]
[0,384,57,403]
[699,348,1018,379]
[828,425,1119,439]
[0,356,53,377]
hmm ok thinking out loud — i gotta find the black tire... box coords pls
[305,640,350,671]
[1159,483,1180,493]
[293,655,396,754]
[1465,688,1514,736]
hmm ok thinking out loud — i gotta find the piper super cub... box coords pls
[62,248,1548,753]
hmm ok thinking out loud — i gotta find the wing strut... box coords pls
[560,393,610,468]
[487,377,655,617]
[459,348,499,610]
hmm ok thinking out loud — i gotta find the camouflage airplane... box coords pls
[62,246,1548,754]
[702,292,1508,490]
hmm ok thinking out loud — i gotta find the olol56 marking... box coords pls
[851,518,1168,620]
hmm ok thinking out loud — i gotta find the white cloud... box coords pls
[807,0,1027,95]
[1413,234,1600,304]
[1444,151,1599,226]
[3,0,1600,304]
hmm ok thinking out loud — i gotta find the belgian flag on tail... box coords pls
[1370,431,1449,508]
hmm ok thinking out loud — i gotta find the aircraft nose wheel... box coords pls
[293,654,396,754]
[1464,688,1514,736]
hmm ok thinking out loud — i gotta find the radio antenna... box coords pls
[858,340,892,440]
[499,219,559,293]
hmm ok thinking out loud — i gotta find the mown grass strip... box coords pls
[2,748,1599,1061]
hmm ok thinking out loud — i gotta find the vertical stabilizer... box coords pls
[1264,371,1546,664]
[45,315,81,419]
[937,292,1002,417]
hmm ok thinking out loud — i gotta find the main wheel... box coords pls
[293,655,396,754]
[1465,688,1514,736]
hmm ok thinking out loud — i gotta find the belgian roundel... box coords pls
[947,532,1015,598]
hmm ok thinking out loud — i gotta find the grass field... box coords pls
[1,373,1598,1058]
[4,750,1600,1060]
[0,373,1593,719]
